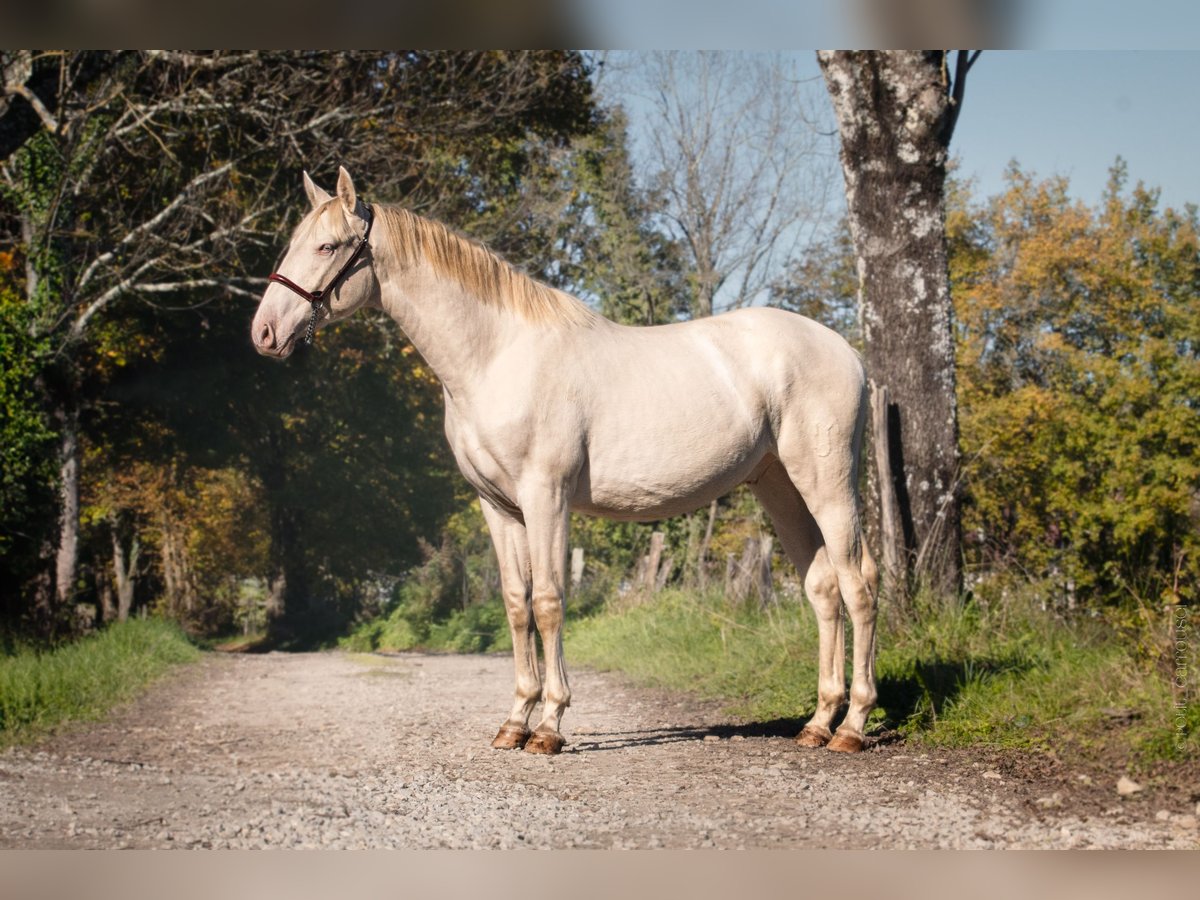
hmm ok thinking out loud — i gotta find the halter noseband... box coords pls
[268,203,374,345]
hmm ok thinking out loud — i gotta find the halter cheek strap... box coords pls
[268,203,374,346]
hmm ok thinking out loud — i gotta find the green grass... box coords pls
[568,588,823,720]
[565,588,1198,764]
[0,618,200,746]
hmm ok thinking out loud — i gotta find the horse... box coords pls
[252,167,879,755]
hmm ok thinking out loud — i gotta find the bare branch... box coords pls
[143,51,260,71]
[75,162,234,293]
[942,50,981,146]
[5,82,59,133]
[132,279,265,300]
[69,259,157,343]
[622,51,837,316]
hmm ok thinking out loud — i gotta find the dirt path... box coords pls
[0,651,1195,849]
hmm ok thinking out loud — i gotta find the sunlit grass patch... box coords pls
[566,587,1196,764]
[0,618,199,746]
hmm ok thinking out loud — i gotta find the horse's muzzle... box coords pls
[252,316,294,358]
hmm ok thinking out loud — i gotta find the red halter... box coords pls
[268,203,374,345]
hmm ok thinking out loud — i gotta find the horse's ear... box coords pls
[303,171,332,210]
[336,166,358,216]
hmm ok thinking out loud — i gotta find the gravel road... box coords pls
[1,651,1196,849]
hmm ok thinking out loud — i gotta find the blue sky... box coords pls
[949,51,1200,210]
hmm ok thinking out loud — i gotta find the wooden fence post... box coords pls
[757,535,774,606]
[655,555,675,592]
[570,546,585,588]
[872,380,905,603]
[644,531,665,590]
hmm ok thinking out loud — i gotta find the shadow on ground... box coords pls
[566,654,1036,754]
[876,654,1036,730]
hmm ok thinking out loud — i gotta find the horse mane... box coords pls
[371,204,599,328]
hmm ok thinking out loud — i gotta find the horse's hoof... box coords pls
[491,725,531,750]
[524,729,565,755]
[795,725,832,748]
[827,731,864,753]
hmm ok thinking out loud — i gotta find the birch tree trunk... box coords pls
[53,404,80,610]
[817,51,975,598]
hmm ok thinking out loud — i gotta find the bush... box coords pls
[342,596,514,655]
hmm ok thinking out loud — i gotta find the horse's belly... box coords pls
[571,440,767,522]
[570,489,730,522]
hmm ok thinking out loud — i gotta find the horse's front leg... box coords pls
[479,498,539,750]
[520,484,572,755]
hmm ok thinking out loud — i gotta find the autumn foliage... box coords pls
[952,162,1199,608]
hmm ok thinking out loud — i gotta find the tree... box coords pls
[561,108,689,325]
[951,163,1200,607]
[817,50,978,600]
[601,52,836,584]
[0,260,57,625]
[2,51,401,629]
[621,51,836,318]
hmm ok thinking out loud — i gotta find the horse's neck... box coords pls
[377,261,514,399]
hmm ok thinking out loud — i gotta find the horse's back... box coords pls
[581,307,865,425]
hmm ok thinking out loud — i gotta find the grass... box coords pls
[0,618,200,746]
[568,588,822,720]
[565,587,1198,765]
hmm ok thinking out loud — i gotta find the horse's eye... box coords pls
[318,243,335,255]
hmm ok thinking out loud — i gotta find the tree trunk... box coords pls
[644,531,665,591]
[97,557,116,624]
[756,535,774,607]
[159,518,181,618]
[570,547,585,588]
[53,403,80,611]
[112,526,139,621]
[696,499,718,587]
[817,50,965,598]
[728,535,774,606]
[265,570,287,625]
[158,503,197,625]
[655,555,675,592]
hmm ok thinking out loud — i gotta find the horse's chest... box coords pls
[444,412,523,515]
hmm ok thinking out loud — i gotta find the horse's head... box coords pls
[252,167,377,358]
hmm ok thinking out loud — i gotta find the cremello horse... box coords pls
[252,168,878,755]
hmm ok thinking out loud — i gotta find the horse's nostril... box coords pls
[258,321,275,349]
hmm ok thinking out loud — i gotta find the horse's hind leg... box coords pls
[480,498,539,750]
[747,458,846,748]
[798,484,879,753]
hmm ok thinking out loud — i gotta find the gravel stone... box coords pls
[0,652,1194,849]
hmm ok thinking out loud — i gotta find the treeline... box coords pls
[1,51,1196,646]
